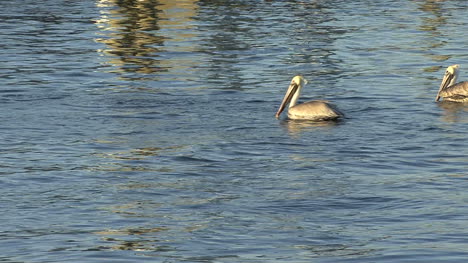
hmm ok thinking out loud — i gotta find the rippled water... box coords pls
[1,0,467,262]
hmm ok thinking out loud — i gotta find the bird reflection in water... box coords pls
[280,119,342,137]
[437,101,468,123]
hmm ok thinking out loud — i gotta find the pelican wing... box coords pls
[440,81,468,101]
[288,100,343,120]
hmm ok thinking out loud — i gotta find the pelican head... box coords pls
[275,75,308,118]
[436,64,459,101]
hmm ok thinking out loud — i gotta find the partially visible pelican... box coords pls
[275,75,343,120]
[435,64,468,102]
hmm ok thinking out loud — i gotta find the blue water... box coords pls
[1,0,467,262]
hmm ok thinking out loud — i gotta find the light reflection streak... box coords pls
[94,0,200,77]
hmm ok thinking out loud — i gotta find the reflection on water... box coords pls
[95,226,168,236]
[94,145,187,160]
[2,0,468,261]
[89,145,187,172]
[418,0,447,37]
[437,101,468,123]
[95,0,165,75]
[95,226,169,251]
[280,119,341,138]
[95,0,199,77]
[416,0,451,69]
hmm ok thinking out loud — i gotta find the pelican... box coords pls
[435,64,468,102]
[275,75,343,120]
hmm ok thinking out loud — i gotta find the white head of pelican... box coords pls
[275,75,343,120]
[436,64,468,102]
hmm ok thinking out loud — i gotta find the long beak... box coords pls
[435,72,453,101]
[275,83,298,119]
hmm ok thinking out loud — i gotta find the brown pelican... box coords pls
[275,75,343,120]
[435,64,468,102]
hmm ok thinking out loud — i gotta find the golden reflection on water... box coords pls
[95,0,200,77]
[416,0,451,66]
[417,0,447,36]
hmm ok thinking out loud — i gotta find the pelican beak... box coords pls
[275,82,298,119]
[435,71,454,101]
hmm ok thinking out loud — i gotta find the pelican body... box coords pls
[436,64,468,102]
[275,76,343,121]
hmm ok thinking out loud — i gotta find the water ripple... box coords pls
[1,0,467,262]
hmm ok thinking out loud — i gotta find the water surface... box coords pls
[1,0,467,262]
